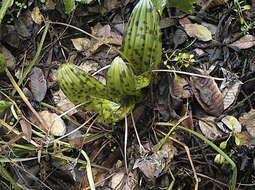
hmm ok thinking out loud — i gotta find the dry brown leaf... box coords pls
[191,68,224,116]
[239,109,255,137]
[53,90,77,116]
[30,67,47,102]
[217,115,242,133]
[134,140,177,179]
[199,116,223,140]
[230,35,255,49]
[71,38,91,51]
[19,119,32,142]
[71,24,122,57]
[39,110,66,136]
[220,68,242,110]
[184,23,212,41]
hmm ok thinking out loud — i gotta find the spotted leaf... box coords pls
[57,63,107,105]
[85,97,135,123]
[106,57,138,99]
[122,0,162,75]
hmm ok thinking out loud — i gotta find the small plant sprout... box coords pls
[233,0,253,34]
[164,52,195,71]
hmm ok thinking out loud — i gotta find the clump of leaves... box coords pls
[57,57,147,123]
[58,0,160,123]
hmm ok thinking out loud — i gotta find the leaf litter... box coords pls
[0,0,255,189]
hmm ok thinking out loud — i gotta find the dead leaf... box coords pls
[217,115,242,133]
[184,23,212,41]
[39,110,66,136]
[53,90,77,116]
[71,38,91,51]
[134,140,177,179]
[230,35,255,49]
[220,68,242,110]
[30,67,47,102]
[173,29,188,48]
[191,68,224,116]
[239,109,255,137]
[31,7,43,25]
[199,116,223,140]
[19,119,32,142]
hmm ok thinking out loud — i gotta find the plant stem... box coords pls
[11,22,50,96]
[0,0,11,24]
[156,122,237,190]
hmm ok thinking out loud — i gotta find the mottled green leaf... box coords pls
[122,0,162,75]
[106,57,138,99]
[167,0,197,14]
[57,63,107,105]
[85,97,134,123]
[0,100,12,115]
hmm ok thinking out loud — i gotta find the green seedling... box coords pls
[164,52,195,70]
[216,116,242,165]
[233,0,253,34]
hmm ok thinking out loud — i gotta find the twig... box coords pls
[152,69,224,81]
[156,122,237,190]
[5,68,48,132]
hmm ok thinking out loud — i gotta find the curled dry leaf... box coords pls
[71,38,91,51]
[184,23,212,41]
[133,140,177,179]
[19,119,32,142]
[239,109,255,137]
[217,115,242,133]
[199,116,223,140]
[230,35,255,50]
[53,90,77,116]
[30,67,47,102]
[39,110,66,136]
[220,68,242,110]
[191,68,224,116]
[172,77,192,99]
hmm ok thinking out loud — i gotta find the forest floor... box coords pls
[0,0,255,190]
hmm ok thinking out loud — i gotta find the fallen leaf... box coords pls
[19,119,32,142]
[220,68,242,110]
[184,23,212,41]
[239,109,255,137]
[230,35,255,49]
[133,140,177,179]
[217,115,242,133]
[39,110,66,136]
[191,68,224,116]
[53,90,77,116]
[30,67,47,102]
[71,38,91,51]
[199,116,223,140]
